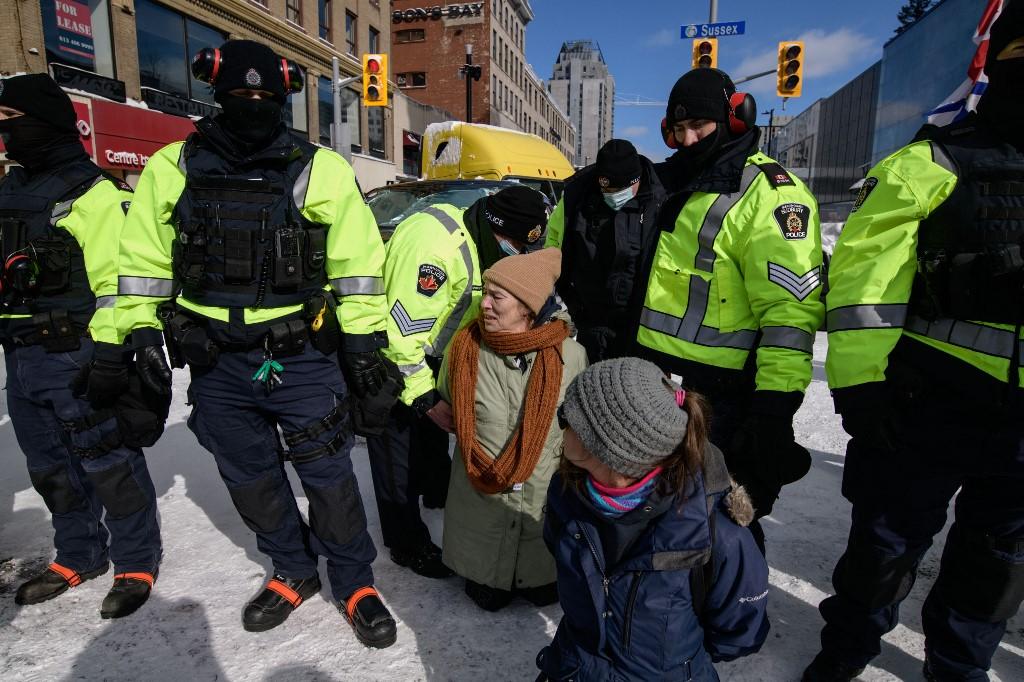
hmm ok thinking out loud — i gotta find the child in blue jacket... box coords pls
[537,357,769,681]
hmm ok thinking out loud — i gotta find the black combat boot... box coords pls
[342,587,397,649]
[243,573,322,632]
[464,578,514,612]
[15,562,109,605]
[390,540,454,579]
[802,650,866,682]
[517,582,558,607]
[100,570,158,619]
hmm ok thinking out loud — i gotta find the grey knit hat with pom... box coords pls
[561,357,689,478]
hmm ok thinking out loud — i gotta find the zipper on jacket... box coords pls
[622,571,643,650]
[579,526,611,607]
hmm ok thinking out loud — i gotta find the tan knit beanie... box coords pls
[483,247,562,315]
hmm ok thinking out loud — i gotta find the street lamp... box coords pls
[459,43,482,122]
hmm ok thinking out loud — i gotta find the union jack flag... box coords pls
[926,0,1006,125]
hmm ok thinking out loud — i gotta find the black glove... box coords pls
[834,382,896,451]
[70,342,129,408]
[350,358,404,437]
[135,345,173,396]
[340,350,389,398]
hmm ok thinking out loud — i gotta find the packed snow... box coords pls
[1,335,1022,681]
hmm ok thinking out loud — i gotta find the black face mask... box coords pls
[0,116,82,172]
[218,96,284,145]
[978,51,1024,150]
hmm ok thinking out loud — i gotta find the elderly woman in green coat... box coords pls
[437,247,588,611]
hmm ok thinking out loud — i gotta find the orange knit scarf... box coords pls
[448,318,570,494]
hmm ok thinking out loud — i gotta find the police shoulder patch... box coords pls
[773,203,810,240]
[850,177,878,213]
[758,162,795,188]
[417,263,447,297]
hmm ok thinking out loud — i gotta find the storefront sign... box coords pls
[54,0,95,62]
[91,98,195,171]
[51,63,126,103]
[392,3,484,22]
[141,87,220,119]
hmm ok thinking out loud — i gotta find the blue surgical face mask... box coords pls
[603,186,635,211]
[497,237,523,257]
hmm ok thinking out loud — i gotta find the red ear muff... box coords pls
[280,58,304,94]
[727,91,756,135]
[191,47,221,85]
[661,117,678,149]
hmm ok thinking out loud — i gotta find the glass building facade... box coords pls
[814,62,880,207]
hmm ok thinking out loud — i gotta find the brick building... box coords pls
[1,0,448,187]
[389,0,575,163]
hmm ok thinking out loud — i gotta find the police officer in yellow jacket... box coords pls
[804,6,1024,681]
[638,68,824,552]
[366,185,549,578]
[0,74,164,618]
[85,40,396,646]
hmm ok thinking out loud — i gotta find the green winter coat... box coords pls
[437,322,587,591]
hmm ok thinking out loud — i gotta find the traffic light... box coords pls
[362,53,387,106]
[691,38,718,69]
[777,41,804,98]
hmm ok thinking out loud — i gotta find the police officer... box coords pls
[366,185,549,578]
[804,5,1024,680]
[92,40,396,647]
[0,74,164,618]
[636,68,824,552]
[545,139,665,362]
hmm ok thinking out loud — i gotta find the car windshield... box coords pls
[366,186,503,229]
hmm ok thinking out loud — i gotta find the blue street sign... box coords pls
[681,21,746,39]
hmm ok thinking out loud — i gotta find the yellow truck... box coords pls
[420,121,574,201]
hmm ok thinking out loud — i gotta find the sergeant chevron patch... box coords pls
[391,300,437,337]
[767,262,821,301]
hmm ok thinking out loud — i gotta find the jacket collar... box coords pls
[194,116,300,167]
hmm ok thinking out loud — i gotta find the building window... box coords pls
[396,72,426,88]
[396,29,425,43]
[318,75,360,152]
[286,0,301,25]
[345,12,357,55]
[39,0,115,77]
[284,90,309,132]
[318,0,332,41]
[368,26,380,53]
[136,0,226,104]
[367,107,385,159]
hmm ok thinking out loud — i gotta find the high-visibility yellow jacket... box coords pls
[380,204,483,406]
[637,151,824,395]
[109,140,387,350]
[826,138,1024,390]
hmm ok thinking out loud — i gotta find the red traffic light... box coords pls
[366,58,381,74]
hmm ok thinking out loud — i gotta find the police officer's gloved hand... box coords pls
[340,350,389,398]
[71,341,129,408]
[729,391,811,517]
[350,358,405,437]
[136,346,173,396]
[833,382,896,451]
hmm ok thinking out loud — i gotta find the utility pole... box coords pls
[709,0,718,22]
[459,43,482,123]
[331,57,359,163]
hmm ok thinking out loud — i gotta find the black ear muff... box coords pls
[661,117,678,149]
[191,47,221,85]
[280,58,304,94]
[728,91,756,135]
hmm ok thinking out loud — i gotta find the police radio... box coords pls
[274,228,303,287]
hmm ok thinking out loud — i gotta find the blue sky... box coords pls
[524,0,908,162]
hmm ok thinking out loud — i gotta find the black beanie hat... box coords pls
[212,40,287,103]
[483,185,548,245]
[0,73,77,134]
[596,139,642,188]
[666,68,733,126]
[986,0,1024,73]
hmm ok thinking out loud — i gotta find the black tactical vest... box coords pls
[172,135,329,309]
[0,160,107,338]
[912,119,1024,325]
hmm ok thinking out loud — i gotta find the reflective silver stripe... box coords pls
[760,326,814,353]
[177,144,187,174]
[928,141,957,176]
[331,276,384,296]
[50,176,104,226]
[767,262,821,301]
[906,315,1022,359]
[390,300,437,336]
[421,206,474,356]
[293,158,314,211]
[398,361,428,377]
[827,304,908,331]
[638,306,756,350]
[118,276,176,297]
[694,163,763,272]
[95,295,117,309]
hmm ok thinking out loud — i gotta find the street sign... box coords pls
[682,21,746,39]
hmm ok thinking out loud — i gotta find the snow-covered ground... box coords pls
[1,334,1021,681]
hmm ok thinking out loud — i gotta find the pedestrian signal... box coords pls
[777,42,804,98]
[692,39,718,69]
[363,54,387,107]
